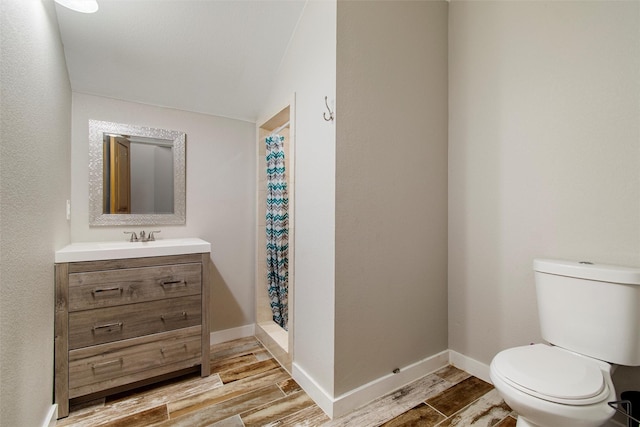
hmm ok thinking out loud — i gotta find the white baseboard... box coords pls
[293,350,450,419]
[333,350,450,418]
[449,350,491,384]
[212,331,625,424]
[43,404,57,427]
[292,363,336,418]
[211,329,492,419]
[210,324,255,345]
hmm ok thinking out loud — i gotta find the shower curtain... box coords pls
[265,134,289,330]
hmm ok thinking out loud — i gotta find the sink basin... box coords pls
[96,239,203,250]
[55,238,211,263]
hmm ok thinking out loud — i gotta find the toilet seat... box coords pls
[492,344,610,406]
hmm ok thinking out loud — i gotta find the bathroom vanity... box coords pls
[54,238,211,418]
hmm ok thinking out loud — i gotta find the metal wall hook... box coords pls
[323,96,334,121]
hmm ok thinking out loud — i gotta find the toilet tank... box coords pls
[534,259,640,366]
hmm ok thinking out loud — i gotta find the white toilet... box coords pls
[490,258,640,427]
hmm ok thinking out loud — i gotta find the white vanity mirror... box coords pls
[88,120,186,226]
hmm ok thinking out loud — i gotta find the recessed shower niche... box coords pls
[256,101,295,372]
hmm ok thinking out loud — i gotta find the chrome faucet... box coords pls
[124,230,160,242]
[124,231,138,242]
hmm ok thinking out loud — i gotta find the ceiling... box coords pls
[54,0,307,123]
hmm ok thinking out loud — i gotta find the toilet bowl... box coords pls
[489,259,640,427]
[490,344,615,427]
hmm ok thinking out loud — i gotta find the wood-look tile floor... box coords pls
[57,337,517,427]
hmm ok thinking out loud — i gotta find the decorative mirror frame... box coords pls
[88,119,186,226]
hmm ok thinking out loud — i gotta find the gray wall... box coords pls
[448,0,640,391]
[335,0,449,396]
[0,0,71,425]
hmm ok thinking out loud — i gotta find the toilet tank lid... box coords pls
[534,259,640,285]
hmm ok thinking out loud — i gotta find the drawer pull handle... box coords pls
[160,280,186,288]
[92,286,123,296]
[92,358,123,371]
[92,322,123,332]
[160,311,187,322]
[160,344,188,355]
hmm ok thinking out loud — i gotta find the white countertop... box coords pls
[55,237,211,263]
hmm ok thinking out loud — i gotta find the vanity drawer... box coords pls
[68,295,202,350]
[68,263,201,311]
[68,326,202,398]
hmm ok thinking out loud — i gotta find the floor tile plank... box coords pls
[155,384,285,426]
[107,373,224,406]
[210,353,261,374]
[495,415,518,427]
[254,349,273,361]
[278,378,303,395]
[167,367,290,418]
[208,415,245,427]
[90,405,168,427]
[380,402,446,427]
[325,373,450,427]
[434,365,471,385]
[58,374,223,426]
[241,390,316,426]
[269,405,331,427]
[210,336,263,361]
[435,389,512,427]
[219,358,281,383]
[426,376,494,417]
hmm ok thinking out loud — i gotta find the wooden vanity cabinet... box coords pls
[54,253,210,418]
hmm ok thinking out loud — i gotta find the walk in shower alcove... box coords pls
[256,102,295,372]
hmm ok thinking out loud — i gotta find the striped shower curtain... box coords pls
[265,134,289,330]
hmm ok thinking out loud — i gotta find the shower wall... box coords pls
[256,105,295,372]
[256,0,338,400]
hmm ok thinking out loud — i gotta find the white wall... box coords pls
[335,0,449,396]
[0,0,71,425]
[259,0,338,402]
[449,0,640,387]
[71,93,256,332]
